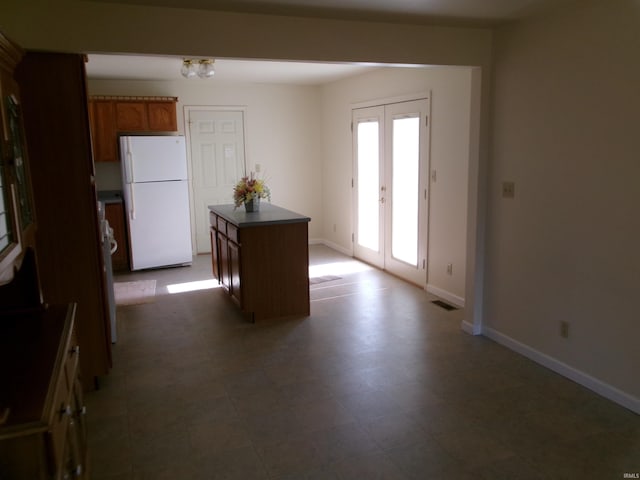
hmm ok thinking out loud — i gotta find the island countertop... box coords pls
[208,203,310,227]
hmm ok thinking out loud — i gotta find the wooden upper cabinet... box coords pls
[147,101,177,131]
[89,100,118,162]
[115,101,148,131]
[88,96,178,162]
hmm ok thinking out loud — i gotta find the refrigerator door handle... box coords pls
[124,138,134,184]
[129,183,136,220]
[123,137,136,220]
[125,152,134,183]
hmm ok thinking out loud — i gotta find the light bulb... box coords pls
[181,59,197,79]
[197,59,215,78]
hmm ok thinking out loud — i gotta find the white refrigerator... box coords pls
[120,135,193,270]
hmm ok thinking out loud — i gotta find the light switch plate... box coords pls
[502,181,515,199]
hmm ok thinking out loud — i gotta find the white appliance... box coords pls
[97,200,118,342]
[120,135,193,270]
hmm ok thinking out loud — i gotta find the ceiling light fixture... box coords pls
[181,59,215,79]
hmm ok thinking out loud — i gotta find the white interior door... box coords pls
[187,109,246,253]
[353,98,430,286]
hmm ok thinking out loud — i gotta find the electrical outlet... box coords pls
[502,181,515,199]
[560,321,569,339]
[446,263,453,275]
[255,163,261,173]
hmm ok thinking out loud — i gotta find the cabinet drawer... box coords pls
[47,369,72,475]
[227,224,239,243]
[217,217,227,235]
[64,338,80,394]
[47,405,71,477]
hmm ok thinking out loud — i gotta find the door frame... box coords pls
[183,105,249,254]
[351,92,431,288]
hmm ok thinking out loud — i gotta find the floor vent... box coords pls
[431,300,457,311]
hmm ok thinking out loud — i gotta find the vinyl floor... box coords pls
[86,245,640,479]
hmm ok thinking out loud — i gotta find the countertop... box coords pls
[97,190,123,204]
[209,203,310,227]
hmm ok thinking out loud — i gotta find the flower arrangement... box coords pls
[233,172,271,209]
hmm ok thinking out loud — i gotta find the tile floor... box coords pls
[86,245,639,479]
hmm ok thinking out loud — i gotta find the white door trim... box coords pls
[351,91,430,110]
[183,105,248,253]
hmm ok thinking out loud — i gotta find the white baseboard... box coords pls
[311,238,353,257]
[461,320,481,335]
[483,326,640,415]
[426,284,465,308]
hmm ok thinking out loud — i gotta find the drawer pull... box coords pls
[79,405,87,415]
[69,345,80,355]
[73,464,83,476]
[60,404,72,417]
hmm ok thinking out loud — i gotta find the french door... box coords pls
[353,98,430,286]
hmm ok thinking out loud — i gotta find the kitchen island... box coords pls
[209,203,311,321]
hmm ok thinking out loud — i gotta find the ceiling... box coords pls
[86,55,385,85]
[91,0,569,26]
[86,0,569,84]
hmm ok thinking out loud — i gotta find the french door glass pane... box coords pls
[357,121,379,251]
[391,116,419,266]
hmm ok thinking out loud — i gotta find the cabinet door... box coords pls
[68,377,88,479]
[89,100,118,162]
[217,233,230,290]
[16,52,113,387]
[115,102,148,131]
[210,227,220,282]
[0,68,25,276]
[228,240,241,305]
[147,102,177,131]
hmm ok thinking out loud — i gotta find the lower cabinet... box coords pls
[0,304,89,480]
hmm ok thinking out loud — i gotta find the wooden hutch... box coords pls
[0,32,106,479]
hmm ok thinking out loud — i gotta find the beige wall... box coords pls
[321,66,475,303]
[488,0,640,405]
[0,1,491,66]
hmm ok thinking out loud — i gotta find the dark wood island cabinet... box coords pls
[209,204,310,321]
